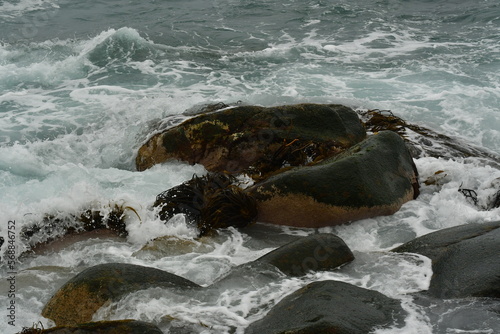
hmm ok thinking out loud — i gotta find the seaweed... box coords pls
[246,138,342,181]
[19,202,141,255]
[154,172,257,236]
[17,322,44,334]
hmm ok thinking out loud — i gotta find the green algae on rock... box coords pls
[136,103,366,176]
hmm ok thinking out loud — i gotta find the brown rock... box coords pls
[136,103,366,175]
[42,263,199,326]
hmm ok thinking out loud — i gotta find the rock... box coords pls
[133,235,215,258]
[42,263,200,326]
[359,109,500,166]
[136,103,366,175]
[246,131,419,227]
[392,221,500,298]
[254,233,354,276]
[245,280,406,334]
[20,320,163,334]
[20,204,134,256]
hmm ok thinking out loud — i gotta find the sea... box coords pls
[0,0,499,333]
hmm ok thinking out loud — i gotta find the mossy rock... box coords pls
[392,221,500,298]
[254,233,354,276]
[244,280,406,334]
[246,131,419,227]
[20,320,163,334]
[136,104,366,175]
[42,263,199,326]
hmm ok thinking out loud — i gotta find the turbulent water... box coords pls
[0,0,499,333]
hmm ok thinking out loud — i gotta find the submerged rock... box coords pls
[136,103,366,175]
[42,263,199,326]
[392,221,500,298]
[19,320,163,334]
[254,233,354,276]
[133,235,215,258]
[246,131,419,227]
[245,280,406,334]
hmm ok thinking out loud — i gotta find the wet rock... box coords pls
[254,233,354,276]
[136,103,366,175]
[392,221,500,298]
[19,320,163,334]
[133,235,215,258]
[245,280,406,334]
[359,109,500,166]
[246,131,419,227]
[42,263,200,326]
[20,204,135,256]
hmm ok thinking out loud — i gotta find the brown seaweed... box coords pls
[154,172,257,236]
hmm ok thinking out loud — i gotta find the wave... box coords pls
[0,0,59,19]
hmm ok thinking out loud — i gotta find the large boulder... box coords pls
[22,320,163,334]
[42,263,200,326]
[254,233,354,276]
[246,131,419,227]
[136,104,366,174]
[245,280,406,334]
[392,221,500,299]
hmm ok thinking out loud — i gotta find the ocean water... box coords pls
[0,0,499,333]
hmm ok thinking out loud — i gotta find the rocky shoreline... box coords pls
[16,103,500,334]
[21,222,500,334]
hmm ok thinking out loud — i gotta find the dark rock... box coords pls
[136,103,366,175]
[20,204,133,256]
[246,131,419,227]
[254,233,354,276]
[358,109,500,166]
[245,280,406,334]
[42,263,199,326]
[21,320,163,334]
[392,221,500,298]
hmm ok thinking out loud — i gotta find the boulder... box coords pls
[21,320,163,334]
[245,280,406,334]
[136,103,366,175]
[392,221,500,298]
[246,131,419,227]
[42,263,200,326]
[254,233,354,276]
